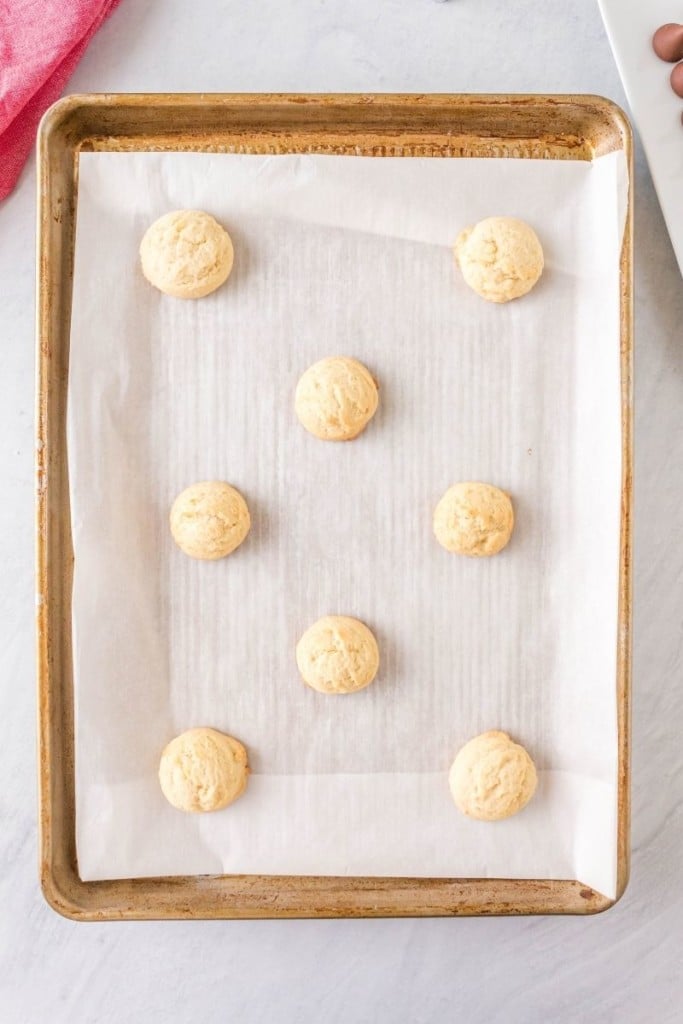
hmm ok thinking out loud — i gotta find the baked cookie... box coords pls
[434,481,514,557]
[159,727,249,813]
[449,730,537,821]
[296,615,380,694]
[140,210,234,298]
[170,480,250,560]
[295,356,379,441]
[454,216,543,303]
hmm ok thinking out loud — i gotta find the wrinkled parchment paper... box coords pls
[69,149,627,897]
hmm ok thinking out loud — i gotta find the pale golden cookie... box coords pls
[454,216,544,303]
[159,727,249,813]
[449,730,537,821]
[434,481,514,557]
[140,210,234,298]
[170,480,250,560]
[296,615,380,694]
[294,356,379,441]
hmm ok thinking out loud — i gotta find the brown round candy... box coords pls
[671,62,683,98]
[653,23,683,63]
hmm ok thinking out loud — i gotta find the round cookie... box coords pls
[433,481,514,557]
[671,62,683,99]
[296,615,380,694]
[449,730,537,821]
[170,480,250,560]
[454,216,544,303]
[652,23,683,62]
[140,210,234,298]
[295,356,379,441]
[159,727,249,813]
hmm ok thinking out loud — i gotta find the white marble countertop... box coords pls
[2,1,681,1021]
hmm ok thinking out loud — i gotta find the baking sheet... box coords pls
[68,149,627,898]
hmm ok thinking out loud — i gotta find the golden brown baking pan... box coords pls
[36,94,632,920]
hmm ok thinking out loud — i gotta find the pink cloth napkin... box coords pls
[0,0,121,200]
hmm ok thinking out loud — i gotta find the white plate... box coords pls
[599,0,683,275]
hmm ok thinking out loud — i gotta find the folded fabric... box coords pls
[0,0,121,200]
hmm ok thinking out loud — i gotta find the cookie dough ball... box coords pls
[434,481,514,557]
[296,615,380,694]
[140,210,234,298]
[454,216,543,303]
[449,730,537,821]
[295,356,379,441]
[159,727,248,813]
[170,481,250,560]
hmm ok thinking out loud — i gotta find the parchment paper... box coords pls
[69,149,627,898]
